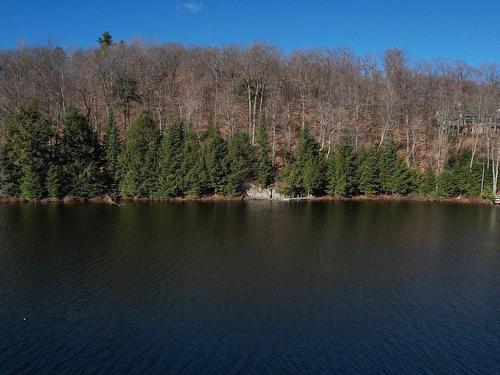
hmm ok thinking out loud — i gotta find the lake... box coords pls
[0,201,499,374]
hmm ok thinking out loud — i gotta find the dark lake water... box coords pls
[0,201,499,374]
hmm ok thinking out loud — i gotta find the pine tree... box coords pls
[378,141,399,194]
[19,165,44,199]
[297,125,324,196]
[98,31,113,48]
[377,141,417,195]
[355,146,379,196]
[280,125,324,197]
[327,136,356,197]
[394,159,418,195]
[279,162,303,197]
[181,131,207,197]
[118,111,159,197]
[201,124,227,195]
[223,133,255,196]
[59,107,105,198]
[0,141,22,197]
[103,110,121,194]
[303,157,323,196]
[1,102,52,198]
[297,125,320,165]
[437,149,484,198]
[46,165,63,199]
[156,123,185,197]
[255,124,273,188]
[420,166,437,196]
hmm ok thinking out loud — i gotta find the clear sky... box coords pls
[1,0,499,65]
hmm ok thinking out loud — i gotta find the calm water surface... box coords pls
[0,201,499,374]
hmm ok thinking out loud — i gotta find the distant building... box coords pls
[450,111,500,134]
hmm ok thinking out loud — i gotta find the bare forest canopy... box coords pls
[0,33,499,200]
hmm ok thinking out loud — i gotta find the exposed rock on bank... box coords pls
[245,185,288,200]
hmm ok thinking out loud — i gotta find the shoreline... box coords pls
[0,194,494,206]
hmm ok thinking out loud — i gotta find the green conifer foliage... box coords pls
[280,125,325,196]
[395,159,419,195]
[255,124,273,188]
[420,166,437,196]
[1,102,52,198]
[20,165,44,199]
[118,111,159,197]
[378,141,399,194]
[327,136,356,197]
[103,110,121,193]
[156,123,185,197]
[378,141,417,195]
[223,133,255,196]
[298,125,324,196]
[98,31,113,48]
[59,107,105,198]
[0,140,22,197]
[46,165,63,199]
[355,146,380,196]
[1,98,497,202]
[303,157,324,196]
[181,131,207,197]
[437,149,485,198]
[201,125,227,195]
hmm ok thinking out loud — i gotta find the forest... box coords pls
[0,32,498,200]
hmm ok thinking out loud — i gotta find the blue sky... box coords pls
[1,0,499,65]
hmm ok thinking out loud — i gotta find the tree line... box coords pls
[0,33,498,198]
[0,103,495,200]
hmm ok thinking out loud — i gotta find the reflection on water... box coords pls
[0,201,499,373]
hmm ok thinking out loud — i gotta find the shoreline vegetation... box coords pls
[0,104,497,205]
[0,34,498,204]
[0,103,497,206]
[0,194,493,206]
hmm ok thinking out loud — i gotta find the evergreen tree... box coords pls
[297,125,320,165]
[437,149,484,198]
[181,131,207,196]
[327,136,356,197]
[378,141,417,195]
[378,141,399,194]
[118,111,159,197]
[201,124,227,195]
[0,141,22,197]
[303,157,323,196]
[395,161,419,195]
[420,166,437,196]
[103,110,121,193]
[156,123,185,197]
[223,133,255,196]
[59,107,105,198]
[481,161,495,199]
[279,162,303,197]
[98,31,113,48]
[280,125,324,197]
[255,124,273,188]
[46,165,63,199]
[20,165,44,199]
[0,102,52,198]
[355,146,380,196]
[297,125,324,196]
